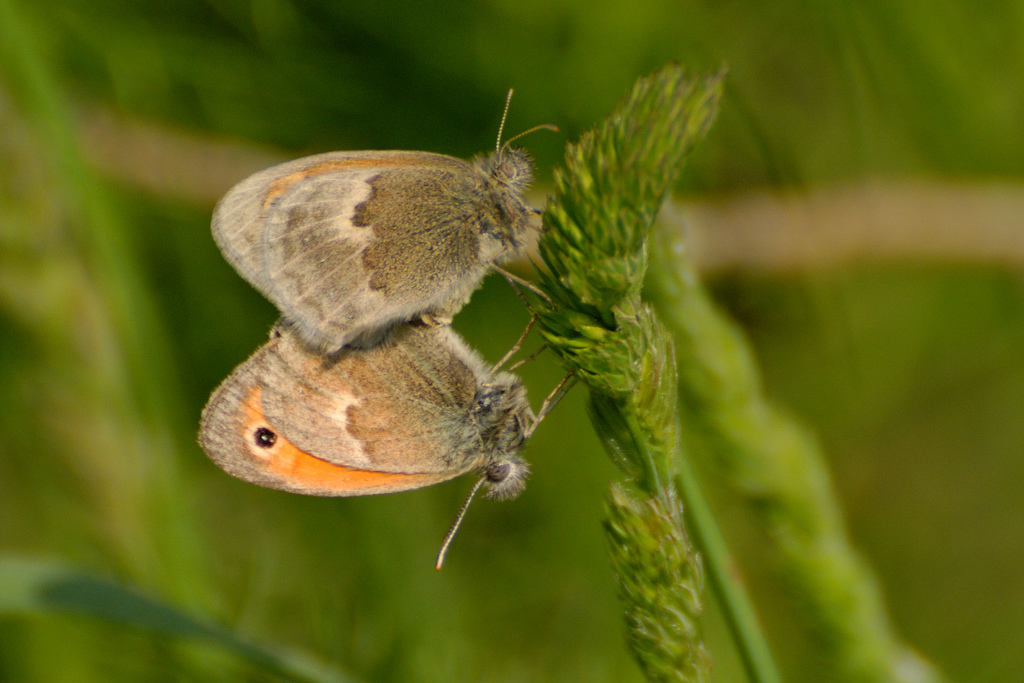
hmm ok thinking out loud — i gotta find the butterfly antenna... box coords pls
[495,90,559,157]
[496,89,515,158]
[500,123,560,158]
[435,476,488,570]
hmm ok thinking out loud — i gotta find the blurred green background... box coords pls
[1,0,1023,681]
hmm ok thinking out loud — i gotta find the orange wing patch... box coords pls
[262,156,412,209]
[242,387,441,494]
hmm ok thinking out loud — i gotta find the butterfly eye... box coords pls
[254,427,278,449]
[486,462,510,483]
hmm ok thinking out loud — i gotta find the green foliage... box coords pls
[540,66,722,312]
[604,485,710,683]
[1,0,1023,680]
[535,64,735,682]
[536,66,722,399]
[647,228,945,683]
[0,558,351,683]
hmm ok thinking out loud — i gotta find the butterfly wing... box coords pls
[199,325,484,496]
[212,151,492,352]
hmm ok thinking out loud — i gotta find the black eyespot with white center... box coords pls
[254,427,277,448]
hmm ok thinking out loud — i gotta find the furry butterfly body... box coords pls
[212,149,535,353]
[199,323,533,499]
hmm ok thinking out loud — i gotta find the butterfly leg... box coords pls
[419,311,454,327]
[491,313,539,373]
[526,371,578,438]
[492,264,552,304]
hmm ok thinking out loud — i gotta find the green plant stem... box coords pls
[534,64,784,683]
[616,376,782,683]
[672,466,780,683]
[624,411,668,496]
[647,226,945,683]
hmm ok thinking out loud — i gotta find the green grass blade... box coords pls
[0,557,356,683]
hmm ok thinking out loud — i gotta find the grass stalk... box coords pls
[534,62,781,683]
[646,224,945,683]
